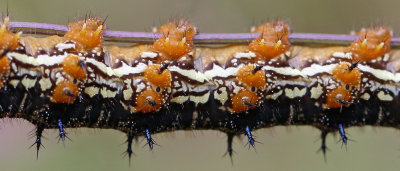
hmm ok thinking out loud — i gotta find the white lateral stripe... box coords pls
[263,65,304,77]
[169,66,209,83]
[113,62,147,77]
[204,63,242,78]
[301,64,336,76]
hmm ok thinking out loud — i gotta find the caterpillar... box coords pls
[1,15,399,165]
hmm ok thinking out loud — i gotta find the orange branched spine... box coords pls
[51,81,79,104]
[64,18,105,51]
[62,54,87,80]
[332,63,361,87]
[349,27,392,62]
[143,64,171,89]
[135,88,164,113]
[153,20,196,60]
[248,21,290,59]
[231,89,259,113]
[237,64,266,89]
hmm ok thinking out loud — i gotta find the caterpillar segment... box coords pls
[0,16,21,89]
[1,18,400,160]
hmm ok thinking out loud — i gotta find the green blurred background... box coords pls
[0,0,400,170]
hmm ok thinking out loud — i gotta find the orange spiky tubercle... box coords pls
[0,17,20,87]
[0,17,22,51]
[62,54,87,80]
[0,54,10,89]
[135,89,164,113]
[143,64,171,89]
[0,54,10,76]
[236,64,266,89]
[325,62,361,109]
[231,89,259,113]
[325,86,352,109]
[332,63,361,87]
[51,80,79,104]
[64,18,105,51]
[153,20,196,60]
[349,27,392,62]
[248,21,290,60]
